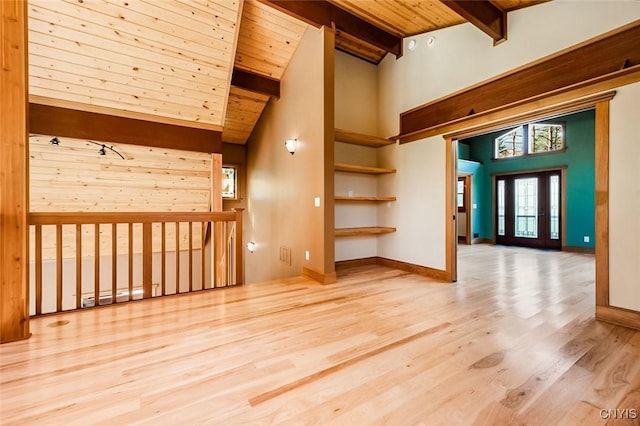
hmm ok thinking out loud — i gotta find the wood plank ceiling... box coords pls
[27,0,547,148]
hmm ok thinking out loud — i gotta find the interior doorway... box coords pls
[457,175,472,245]
[495,170,562,250]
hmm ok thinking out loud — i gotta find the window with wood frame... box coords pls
[494,122,565,159]
[457,178,466,213]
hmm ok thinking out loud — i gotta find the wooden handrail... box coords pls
[28,211,236,225]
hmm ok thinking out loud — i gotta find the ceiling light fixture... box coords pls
[285,138,297,155]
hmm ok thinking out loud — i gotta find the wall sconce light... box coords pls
[285,138,297,155]
[246,241,256,253]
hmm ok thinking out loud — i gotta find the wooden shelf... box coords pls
[335,128,395,148]
[335,226,397,237]
[335,163,396,175]
[335,196,396,202]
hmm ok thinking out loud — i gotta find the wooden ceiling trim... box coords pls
[30,96,224,132]
[441,0,506,44]
[261,0,402,57]
[30,104,223,154]
[399,21,640,140]
[232,68,280,98]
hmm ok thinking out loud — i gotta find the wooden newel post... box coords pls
[211,154,224,287]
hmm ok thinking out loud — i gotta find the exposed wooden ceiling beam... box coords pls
[441,0,506,45]
[261,0,402,58]
[231,68,280,98]
[29,104,222,154]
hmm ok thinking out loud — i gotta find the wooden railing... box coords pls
[27,210,243,315]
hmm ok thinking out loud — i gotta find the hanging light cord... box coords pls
[33,135,126,160]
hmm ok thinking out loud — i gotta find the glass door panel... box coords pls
[549,175,560,240]
[514,177,538,238]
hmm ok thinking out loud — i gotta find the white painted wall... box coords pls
[377,1,640,276]
[609,82,640,312]
[246,27,330,283]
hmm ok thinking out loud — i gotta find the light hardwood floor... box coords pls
[1,245,639,425]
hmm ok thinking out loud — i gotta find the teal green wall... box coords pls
[464,109,595,248]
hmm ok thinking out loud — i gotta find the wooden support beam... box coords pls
[1,0,30,343]
[261,0,402,58]
[232,68,280,98]
[441,0,506,44]
[398,21,640,142]
[29,104,223,154]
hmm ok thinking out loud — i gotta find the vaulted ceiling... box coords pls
[27,0,547,148]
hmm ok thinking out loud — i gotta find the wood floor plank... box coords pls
[1,245,638,425]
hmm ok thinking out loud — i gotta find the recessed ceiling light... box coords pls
[407,39,417,51]
[426,36,436,48]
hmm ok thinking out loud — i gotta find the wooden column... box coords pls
[1,0,30,342]
[211,153,224,287]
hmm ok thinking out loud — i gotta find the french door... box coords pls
[495,170,561,249]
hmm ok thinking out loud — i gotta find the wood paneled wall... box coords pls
[29,135,212,259]
[28,0,242,128]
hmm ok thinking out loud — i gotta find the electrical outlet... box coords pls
[583,236,590,243]
[314,197,320,207]
[305,250,310,261]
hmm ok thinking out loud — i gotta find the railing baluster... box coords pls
[175,222,180,294]
[143,222,152,298]
[128,223,133,301]
[188,222,193,292]
[35,225,42,315]
[112,223,117,304]
[161,222,166,296]
[76,224,82,309]
[201,222,206,290]
[56,224,63,312]
[94,224,100,306]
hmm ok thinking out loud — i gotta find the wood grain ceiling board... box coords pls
[234,0,308,79]
[28,0,242,129]
[222,86,270,144]
[222,0,306,144]
[330,0,465,37]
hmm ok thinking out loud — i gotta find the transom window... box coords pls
[494,122,564,159]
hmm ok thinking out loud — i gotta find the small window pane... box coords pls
[529,123,564,154]
[495,126,524,158]
[222,166,237,199]
[457,180,464,208]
